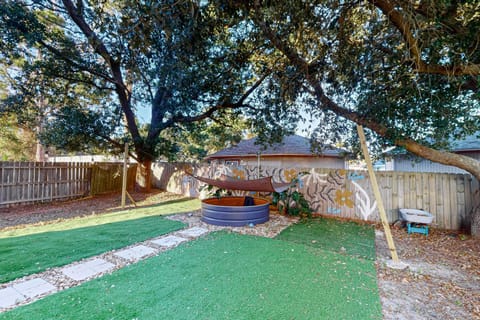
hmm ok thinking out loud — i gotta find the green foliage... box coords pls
[209,1,480,162]
[199,184,232,199]
[0,114,36,160]
[165,111,249,161]
[272,177,312,218]
[1,0,479,179]
[39,104,120,154]
[0,0,263,163]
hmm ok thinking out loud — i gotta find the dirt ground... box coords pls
[376,227,480,319]
[0,191,479,319]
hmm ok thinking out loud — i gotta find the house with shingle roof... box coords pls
[385,133,480,174]
[204,134,348,169]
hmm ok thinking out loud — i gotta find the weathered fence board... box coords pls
[0,162,90,206]
[90,163,137,195]
[152,162,478,231]
[0,162,137,207]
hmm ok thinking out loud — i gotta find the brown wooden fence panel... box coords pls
[0,162,91,207]
[0,161,137,207]
[90,163,137,195]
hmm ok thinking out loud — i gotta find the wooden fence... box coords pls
[0,162,137,207]
[152,163,480,231]
[90,163,137,196]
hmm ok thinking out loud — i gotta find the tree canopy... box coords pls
[0,0,271,167]
[1,0,479,181]
[230,0,480,177]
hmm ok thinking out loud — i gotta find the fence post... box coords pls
[90,163,97,196]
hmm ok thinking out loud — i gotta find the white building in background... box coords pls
[47,154,128,163]
[384,133,480,174]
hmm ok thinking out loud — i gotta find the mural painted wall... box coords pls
[153,162,476,230]
[164,163,380,222]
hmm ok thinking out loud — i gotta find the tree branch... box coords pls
[61,0,142,159]
[61,0,116,70]
[38,40,115,83]
[369,0,480,77]
[253,2,480,181]
[174,71,270,124]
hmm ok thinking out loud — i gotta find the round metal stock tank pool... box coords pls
[201,197,270,226]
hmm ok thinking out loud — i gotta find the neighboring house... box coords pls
[385,133,480,174]
[204,134,348,169]
[47,154,129,163]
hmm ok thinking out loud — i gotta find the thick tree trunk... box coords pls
[137,160,152,192]
[144,160,152,192]
[35,142,46,162]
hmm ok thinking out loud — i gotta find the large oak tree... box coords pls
[2,1,480,232]
[0,0,271,189]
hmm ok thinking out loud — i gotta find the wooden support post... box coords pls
[357,125,400,263]
[126,190,137,207]
[121,143,128,209]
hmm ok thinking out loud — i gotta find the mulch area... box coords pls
[376,226,480,319]
[0,191,479,319]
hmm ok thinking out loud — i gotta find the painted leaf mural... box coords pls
[185,164,378,221]
[351,180,377,220]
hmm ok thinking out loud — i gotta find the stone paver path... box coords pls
[0,287,25,309]
[61,258,116,281]
[177,226,209,238]
[0,227,210,312]
[150,235,188,248]
[113,245,156,261]
[12,278,56,299]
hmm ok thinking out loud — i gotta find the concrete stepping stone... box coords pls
[114,245,156,261]
[0,287,26,309]
[177,227,209,238]
[12,278,56,299]
[61,258,115,281]
[150,235,187,248]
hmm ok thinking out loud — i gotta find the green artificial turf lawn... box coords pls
[0,198,199,238]
[275,217,376,260]
[0,199,200,283]
[0,232,382,320]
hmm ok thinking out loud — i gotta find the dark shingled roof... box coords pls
[452,133,480,152]
[205,134,346,160]
[387,132,480,156]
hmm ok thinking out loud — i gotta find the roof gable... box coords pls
[205,135,346,159]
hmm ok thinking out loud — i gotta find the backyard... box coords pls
[0,191,479,319]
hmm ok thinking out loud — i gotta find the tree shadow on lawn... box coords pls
[134,197,200,210]
[275,217,377,261]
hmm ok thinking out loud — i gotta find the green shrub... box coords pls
[272,177,312,218]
